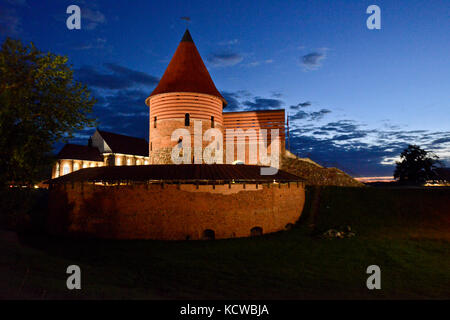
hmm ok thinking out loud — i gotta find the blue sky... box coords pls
[1,0,449,176]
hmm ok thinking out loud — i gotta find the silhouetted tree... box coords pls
[0,38,96,186]
[394,145,440,184]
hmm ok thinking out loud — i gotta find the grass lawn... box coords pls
[0,186,449,299]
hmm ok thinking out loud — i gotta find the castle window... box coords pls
[150,142,152,151]
[144,160,149,165]
[211,116,214,128]
[73,163,79,171]
[154,116,157,128]
[116,157,121,166]
[185,113,190,126]
[82,162,88,168]
[63,164,70,175]
[136,159,141,165]
[251,227,263,236]
[202,229,215,240]
[126,158,132,166]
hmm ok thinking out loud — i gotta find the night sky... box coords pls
[1,0,449,177]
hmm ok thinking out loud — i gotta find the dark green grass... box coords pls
[0,187,449,299]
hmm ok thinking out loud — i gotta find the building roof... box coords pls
[98,130,149,157]
[47,164,303,184]
[57,144,103,162]
[146,29,227,106]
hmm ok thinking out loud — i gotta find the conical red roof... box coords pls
[146,30,226,106]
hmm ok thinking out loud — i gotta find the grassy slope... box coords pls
[0,187,449,299]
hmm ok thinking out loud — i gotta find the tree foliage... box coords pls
[0,38,96,185]
[394,145,440,184]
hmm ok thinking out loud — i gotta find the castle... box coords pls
[48,30,305,240]
[52,30,285,177]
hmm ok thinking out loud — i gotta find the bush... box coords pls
[0,187,48,231]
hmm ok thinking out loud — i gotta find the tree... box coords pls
[394,145,440,184]
[0,38,96,186]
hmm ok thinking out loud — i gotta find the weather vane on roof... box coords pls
[180,16,191,29]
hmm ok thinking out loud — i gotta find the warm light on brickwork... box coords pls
[48,182,305,240]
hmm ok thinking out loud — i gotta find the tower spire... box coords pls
[181,29,193,42]
[146,29,227,106]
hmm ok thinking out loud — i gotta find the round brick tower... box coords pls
[145,30,227,164]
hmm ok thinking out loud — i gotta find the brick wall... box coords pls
[48,182,305,240]
[223,110,286,165]
[149,92,224,164]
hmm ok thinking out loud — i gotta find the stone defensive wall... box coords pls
[47,181,305,240]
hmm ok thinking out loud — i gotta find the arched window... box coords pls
[90,162,95,167]
[144,160,149,165]
[116,157,121,166]
[126,158,132,166]
[82,162,88,168]
[211,116,215,128]
[185,113,190,126]
[73,163,79,171]
[202,229,215,240]
[136,159,141,165]
[63,164,70,175]
[154,116,157,128]
[250,227,263,236]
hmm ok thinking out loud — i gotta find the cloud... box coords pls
[82,8,106,30]
[76,63,159,89]
[207,52,243,67]
[77,66,132,89]
[243,97,284,110]
[246,59,273,67]
[290,101,311,109]
[433,137,450,144]
[290,110,308,120]
[271,92,283,98]
[309,109,332,121]
[104,63,159,86]
[290,106,332,121]
[287,116,450,176]
[73,37,107,50]
[218,39,238,46]
[332,132,367,141]
[0,6,21,36]
[221,91,242,111]
[319,120,359,133]
[88,88,150,140]
[70,63,158,142]
[221,91,284,112]
[301,51,326,70]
